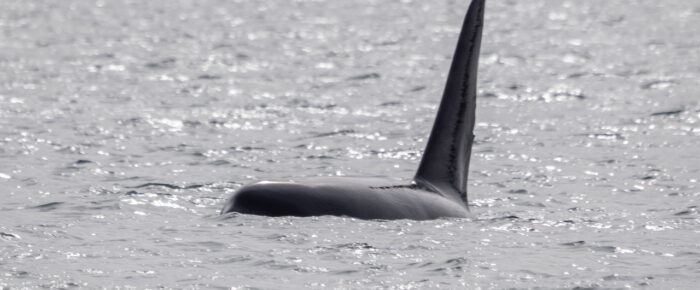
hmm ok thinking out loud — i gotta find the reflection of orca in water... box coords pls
[221,0,485,220]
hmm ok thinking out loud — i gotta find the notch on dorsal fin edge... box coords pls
[413,0,485,207]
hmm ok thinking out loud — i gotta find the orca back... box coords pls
[224,178,470,220]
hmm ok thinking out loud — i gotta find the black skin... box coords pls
[221,178,469,220]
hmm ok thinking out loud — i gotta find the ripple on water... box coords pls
[0,0,699,288]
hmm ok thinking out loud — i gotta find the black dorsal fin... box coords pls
[414,0,484,206]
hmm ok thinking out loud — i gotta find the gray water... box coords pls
[1,0,699,288]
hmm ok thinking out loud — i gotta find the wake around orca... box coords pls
[221,0,485,220]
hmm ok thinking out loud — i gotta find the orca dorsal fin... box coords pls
[414,0,484,206]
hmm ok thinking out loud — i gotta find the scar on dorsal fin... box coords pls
[413,0,484,207]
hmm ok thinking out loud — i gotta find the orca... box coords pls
[221,0,485,220]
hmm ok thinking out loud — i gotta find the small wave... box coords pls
[31,202,64,212]
[641,80,675,90]
[313,129,355,138]
[127,183,204,190]
[346,73,380,81]
[560,240,586,247]
[651,109,684,117]
[0,232,21,239]
[144,57,176,69]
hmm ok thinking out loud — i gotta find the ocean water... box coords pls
[1,0,699,288]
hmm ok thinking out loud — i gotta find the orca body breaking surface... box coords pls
[221,178,470,220]
[221,0,485,220]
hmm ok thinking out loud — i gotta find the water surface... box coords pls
[1,0,699,288]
